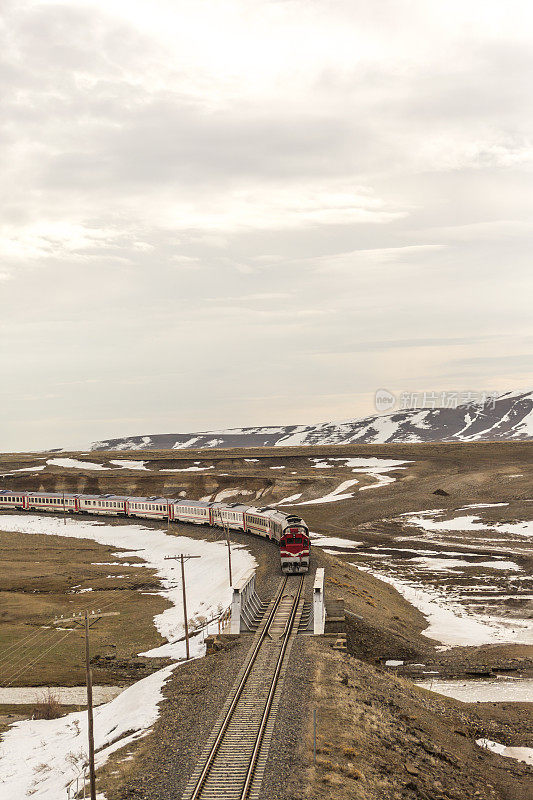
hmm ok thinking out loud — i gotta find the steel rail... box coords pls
[188,576,289,800]
[239,574,304,800]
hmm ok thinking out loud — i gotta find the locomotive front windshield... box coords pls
[281,533,308,547]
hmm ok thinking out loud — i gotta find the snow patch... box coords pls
[405,511,533,539]
[160,466,214,472]
[0,465,46,474]
[294,479,359,505]
[311,534,362,549]
[46,458,108,471]
[172,437,200,449]
[109,460,148,471]
[408,557,520,572]
[476,739,533,766]
[275,493,303,505]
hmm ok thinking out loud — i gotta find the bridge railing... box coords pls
[230,570,262,633]
[313,568,325,634]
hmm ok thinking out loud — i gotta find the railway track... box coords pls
[181,574,305,800]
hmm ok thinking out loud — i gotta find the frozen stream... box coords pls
[0,687,123,706]
[416,677,533,703]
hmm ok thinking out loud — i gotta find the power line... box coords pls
[0,593,128,675]
[0,584,154,685]
[0,625,60,665]
[1,629,76,688]
[0,626,73,685]
[0,628,66,678]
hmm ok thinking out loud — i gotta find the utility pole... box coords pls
[63,491,66,525]
[225,523,233,587]
[84,612,96,800]
[53,610,119,800]
[164,554,201,660]
[180,555,190,659]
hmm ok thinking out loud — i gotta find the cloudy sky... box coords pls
[1,0,532,451]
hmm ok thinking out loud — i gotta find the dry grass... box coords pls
[31,689,63,720]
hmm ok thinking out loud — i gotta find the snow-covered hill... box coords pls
[91,390,533,451]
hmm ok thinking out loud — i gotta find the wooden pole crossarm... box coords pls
[163,555,202,560]
[52,611,120,627]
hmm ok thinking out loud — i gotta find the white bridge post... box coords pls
[313,568,325,634]
[230,570,257,633]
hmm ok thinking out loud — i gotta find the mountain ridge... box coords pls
[90,389,533,451]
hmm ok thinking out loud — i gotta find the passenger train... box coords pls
[0,490,310,574]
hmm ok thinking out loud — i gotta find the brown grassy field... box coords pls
[0,528,169,688]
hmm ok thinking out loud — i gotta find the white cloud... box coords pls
[0,0,532,449]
